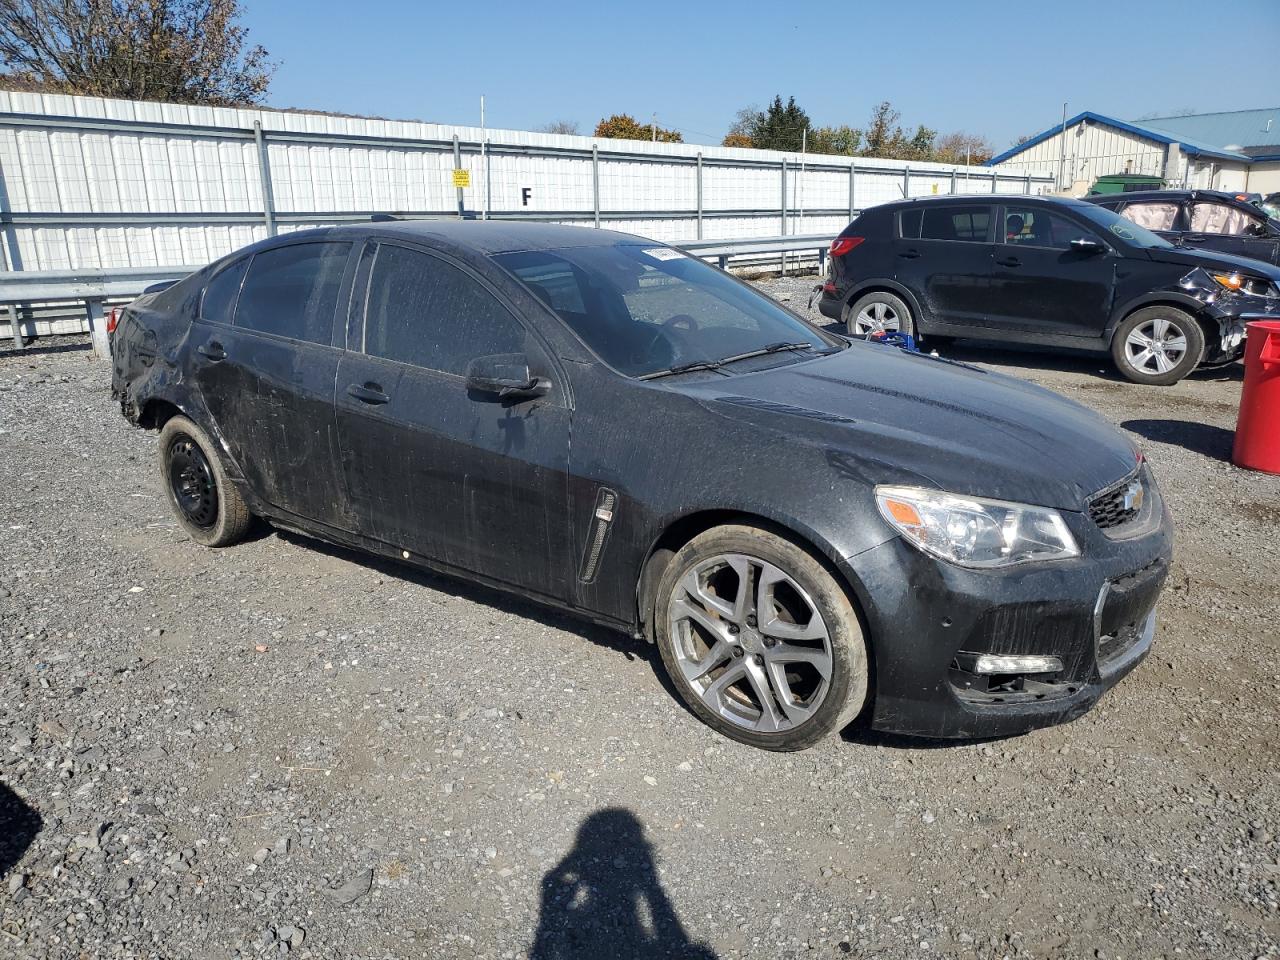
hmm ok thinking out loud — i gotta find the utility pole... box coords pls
[480,95,488,221]
[652,112,657,143]
[1057,101,1068,191]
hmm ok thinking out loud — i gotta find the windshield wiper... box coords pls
[638,342,820,381]
[638,359,727,380]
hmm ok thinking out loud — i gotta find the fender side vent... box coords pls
[578,488,618,584]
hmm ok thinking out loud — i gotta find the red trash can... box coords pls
[1232,319,1280,474]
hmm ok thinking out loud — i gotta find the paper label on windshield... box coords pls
[641,247,687,262]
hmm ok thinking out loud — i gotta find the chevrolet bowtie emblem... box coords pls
[1122,480,1144,513]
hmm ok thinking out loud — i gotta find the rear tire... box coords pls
[845,291,913,339]
[654,524,868,751]
[1111,307,1204,385]
[158,416,252,547]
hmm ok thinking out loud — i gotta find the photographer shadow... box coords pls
[0,782,41,880]
[530,808,717,960]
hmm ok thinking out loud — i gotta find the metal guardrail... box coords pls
[0,234,838,356]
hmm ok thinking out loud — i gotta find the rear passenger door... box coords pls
[189,241,356,532]
[894,203,995,331]
[334,240,574,602]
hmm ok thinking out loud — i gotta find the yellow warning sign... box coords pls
[452,169,471,188]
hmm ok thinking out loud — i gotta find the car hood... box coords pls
[675,344,1139,512]
[1144,244,1280,280]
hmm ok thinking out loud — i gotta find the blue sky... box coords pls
[243,0,1280,149]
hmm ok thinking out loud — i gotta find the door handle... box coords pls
[995,257,1021,267]
[1182,236,1206,243]
[346,382,389,405]
[898,249,921,259]
[197,341,226,361]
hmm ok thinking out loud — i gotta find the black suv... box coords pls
[1086,189,1280,266]
[818,195,1280,385]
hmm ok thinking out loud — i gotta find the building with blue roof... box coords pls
[987,108,1280,196]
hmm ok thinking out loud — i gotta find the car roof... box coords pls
[1086,189,1249,205]
[883,194,1095,210]
[268,219,645,256]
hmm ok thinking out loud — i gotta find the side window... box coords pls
[1119,202,1179,232]
[899,209,922,239]
[363,244,526,375]
[920,205,991,242]
[1190,202,1261,235]
[1002,207,1088,249]
[200,259,248,325]
[235,242,352,344]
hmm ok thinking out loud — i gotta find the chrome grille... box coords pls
[1088,473,1143,531]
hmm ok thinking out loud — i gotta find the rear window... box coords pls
[235,242,351,344]
[920,205,991,242]
[899,209,923,239]
[200,259,248,325]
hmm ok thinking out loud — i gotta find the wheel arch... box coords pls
[634,508,868,645]
[844,280,926,327]
[1106,294,1214,349]
[137,397,185,430]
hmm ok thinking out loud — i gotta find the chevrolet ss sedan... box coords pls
[112,222,1172,751]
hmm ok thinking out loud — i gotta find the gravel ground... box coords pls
[1,283,1278,960]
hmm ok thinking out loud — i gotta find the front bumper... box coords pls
[840,480,1173,739]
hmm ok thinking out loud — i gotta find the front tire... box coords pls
[845,291,913,339]
[1111,307,1204,385]
[158,415,252,547]
[655,525,868,751]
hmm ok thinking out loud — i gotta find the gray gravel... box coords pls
[2,293,1279,959]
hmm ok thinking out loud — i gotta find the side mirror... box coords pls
[1070,237,1105,254]
[465,353,550,401]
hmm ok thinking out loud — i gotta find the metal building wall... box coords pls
[0,91,1055,272]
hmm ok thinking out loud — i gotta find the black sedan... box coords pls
[112,222,1172,750]
[1086,189,1280,266]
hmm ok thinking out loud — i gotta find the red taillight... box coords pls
[822,281,836,293]
[106,307,120,335]
[830,236,865,257]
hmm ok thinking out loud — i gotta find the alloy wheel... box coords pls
[1124,317,1188,376]
[854,300,901,337]
[667,553,833,734]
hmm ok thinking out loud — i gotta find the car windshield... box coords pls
[1073,203,1174,250]
[493,244,837,378]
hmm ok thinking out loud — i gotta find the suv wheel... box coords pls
[158,416,253,547]
[654,525,868,751]
[845,291,913,338]
[1112,307,1205,385]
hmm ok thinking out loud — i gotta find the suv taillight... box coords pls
[830,237,865,257]
[106,307,120,335]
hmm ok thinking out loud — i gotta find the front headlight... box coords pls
[1210,272,1277,298]
[875,485,1080,568]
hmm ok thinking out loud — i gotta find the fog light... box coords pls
[954,652,1064,675]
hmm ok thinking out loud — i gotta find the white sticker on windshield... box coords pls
[641,247,687,262]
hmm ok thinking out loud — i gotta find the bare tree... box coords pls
[537,119,580,136]
[0,0,274,105]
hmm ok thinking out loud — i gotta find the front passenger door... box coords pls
[987,205,1114,338]
[1184,201,1280,265]
[334,241,574,602]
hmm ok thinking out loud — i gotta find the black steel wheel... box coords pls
[157,415,252,547]
[167,436,218,528]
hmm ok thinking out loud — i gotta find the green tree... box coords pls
[749,95,811,151]
[809,124,862,156]
[593,113,682,143]
[0,0,273,105]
